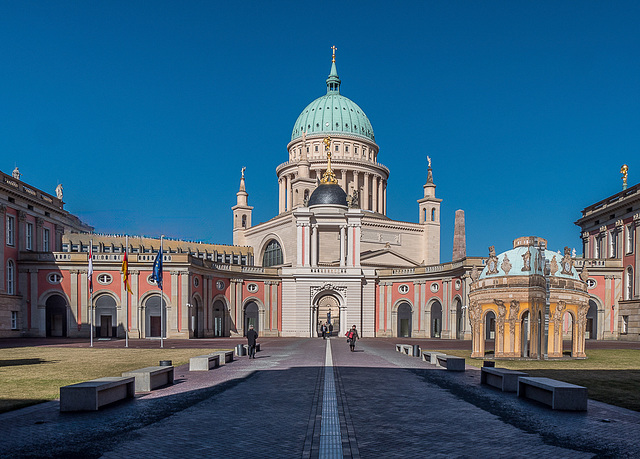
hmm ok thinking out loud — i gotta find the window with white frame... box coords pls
[6,215,15,246]
[43,228,50,252]
[26,222,33,250]
[627,224,634,254]
[11,311,18,330]
[7,260,15,295]
[626,267,634,300]
[609,230,617,258]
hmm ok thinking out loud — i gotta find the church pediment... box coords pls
[360,248,421,267]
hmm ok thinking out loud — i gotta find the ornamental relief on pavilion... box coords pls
[361,229,401,246]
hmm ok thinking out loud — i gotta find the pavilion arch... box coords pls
[212,293,230,337]
[242,297,266,335]
[140,291,171,338]
[190,292,204,338]
[391,299,414,338]
[93,290,120,338]
[258,233,287,267]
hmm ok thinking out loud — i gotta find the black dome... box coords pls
[308,184,348,207]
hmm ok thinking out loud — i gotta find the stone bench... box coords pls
[189,354,220,371]
[395,344,412,355]
[481,367,528,392]
[60,376,135,412]
[122,366,174,392]
[211,350,234,365]
[421,351,446,364]
[435,354,466,371]
[517,377,588,411]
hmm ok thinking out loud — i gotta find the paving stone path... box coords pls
[1,337,639,458]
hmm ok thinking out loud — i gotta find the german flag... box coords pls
[121,250,132,294]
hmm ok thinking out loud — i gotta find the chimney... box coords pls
[452,209,466,261]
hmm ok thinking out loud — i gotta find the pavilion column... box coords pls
[377,180,383,214]
[340,169,347,192]
[296,223,303,267]
[363,173,370,210]
[352,171,359,198]
[339,225,346,267]
[372,176,378,213]
[305,224,311,267]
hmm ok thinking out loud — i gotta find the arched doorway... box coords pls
[144,295,166,338]
[586,300,598,340]
[485,311,496,340]
[244,301,259,335]
[397,302,412,338]
[317,295,340,337]
[455,299,463,339]
[431,300,442,338]
[191,297,199,338]
[46,295,67,337]
[521,311,530,357]
[95,294,117,338]
[212,299,226,337]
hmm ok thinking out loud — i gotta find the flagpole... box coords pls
[89,238,93,348]
[125,235,129,348]
[160,235,164,349]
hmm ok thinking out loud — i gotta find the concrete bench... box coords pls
[211,350,234,365]
[60,376,135,412]
[395,344,412,355]
[421,351,446,364]
[481,367,528,392]
[435,354,466,371]
[122,366,174,392]
[189,354,220,371]
[517,377,588,411]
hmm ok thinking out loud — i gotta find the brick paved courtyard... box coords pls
[1,337,639,458]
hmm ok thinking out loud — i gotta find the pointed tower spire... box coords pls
[423,156,436,197]
[326,45,341,94]
[232,167,253,241]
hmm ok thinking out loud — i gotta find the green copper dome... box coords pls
[291,61,375,142]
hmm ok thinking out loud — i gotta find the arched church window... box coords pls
[7,260,15,295]
[242,215,247,228]
[626,267,634,300]
[431,208,436,221]
[263,240,283,267]
[423,208,427,222]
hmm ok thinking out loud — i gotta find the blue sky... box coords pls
[2,1,639,260]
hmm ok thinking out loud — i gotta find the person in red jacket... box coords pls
[345,325,359,352]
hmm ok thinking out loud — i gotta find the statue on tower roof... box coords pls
[12,167,21,180]
[320,136,338,185]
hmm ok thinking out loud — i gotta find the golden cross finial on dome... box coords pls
[320,136,338,184]
[331,45,337,63]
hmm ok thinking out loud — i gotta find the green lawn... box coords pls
[0,347,230,413]
[437,349,640,411]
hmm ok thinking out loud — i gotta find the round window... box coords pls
[586,278,597,289]
[430,283,439,293]
[455,279,461,290]
[193,277,200,287]
[147,274,157,286]
[97,273,112,285]
[398,284,409,294]
[48,273,63,284]
[247,283,258,293]
[216,280,225,290]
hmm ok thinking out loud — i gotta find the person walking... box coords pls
[246,324,258,359]
[321,323,328,339]
[346,325,359,351]
[328,323,334,337]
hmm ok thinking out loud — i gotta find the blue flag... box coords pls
[151,242,163,290]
